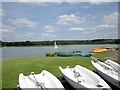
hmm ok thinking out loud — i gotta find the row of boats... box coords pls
[18,57,120,89]
[91,47,118,53]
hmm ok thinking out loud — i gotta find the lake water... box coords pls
[2,44,118,60]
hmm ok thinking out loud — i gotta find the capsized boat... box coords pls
[18,70,64,90]
[59,65,111,89]
[91,60,120,88]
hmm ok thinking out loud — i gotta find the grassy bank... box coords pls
[2,50,118,88]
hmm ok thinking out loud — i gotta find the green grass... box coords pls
[92,50,119,63]
[2,56,94,88]
[2,50,118,88]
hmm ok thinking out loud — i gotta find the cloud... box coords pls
[88,0,114,4]
[43,26,58,32]
[2,25,15,33]
[57,13,96,25]
[7,0,64,6]
[3,0,119,3]
[8,18,38,29]
[68,27,85,31]
[16,0,64,2]
[58,14,86,25]
[42,33,56,38]
[97,24,117,29]
[16,33,35,38]
[103,12,118,26]
[67,27,97,33]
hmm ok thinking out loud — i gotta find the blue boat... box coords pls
[57,52,92,57]
[79,53,92,57]
[57,53,81,57]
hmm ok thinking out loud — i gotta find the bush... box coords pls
[46,53,55,57]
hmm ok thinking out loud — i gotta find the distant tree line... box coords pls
[1,39,119,47]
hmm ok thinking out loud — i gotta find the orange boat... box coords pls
[91,48,108,53]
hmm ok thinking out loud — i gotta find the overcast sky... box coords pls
[1,0,119,41]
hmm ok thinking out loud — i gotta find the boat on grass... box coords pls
[59,65,111,89]
[105,59,120,73]
[57,51,91,57]
[91,48,108,53]
[57,52,80,57]
[79,53,92,57]
[91,59,120,88]
[18,70,64,90]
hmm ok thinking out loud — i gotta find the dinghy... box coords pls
[54,41,58,49]
[91,56,120,73]
[18,70,64,90]
[59,65,111,89]
[105,59,120,73]
[91,60,120,88]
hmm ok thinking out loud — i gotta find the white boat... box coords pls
[54,41,58,49]
[105,59,120,73]
[59,65,111,89]
[18,70,64,90]
[91,60,120,88]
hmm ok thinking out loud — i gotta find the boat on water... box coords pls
[59,65,111,89]
[18,70,64,90]
[54,41,58,49]
[91,59,120,88]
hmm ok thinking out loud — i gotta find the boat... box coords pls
[57,51,91,57]
[18,70,64,89]
[91,48,108,53]
[105,59,120,73]
[57,52,80,57]
[59,65,111,89]
[91,60,120,88]
[54,41,58,49]
[79,53,92,57]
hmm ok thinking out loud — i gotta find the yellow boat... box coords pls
[91,48,108,53]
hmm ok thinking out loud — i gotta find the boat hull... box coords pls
[59,65,111,89]
[91,61,120,88]
[96,68,120,88]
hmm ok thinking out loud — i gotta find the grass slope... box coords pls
[2,56,94,88]
[2,50,118,88]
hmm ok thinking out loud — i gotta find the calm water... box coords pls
[2,44,118,60]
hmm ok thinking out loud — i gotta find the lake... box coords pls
[2,44,118,60]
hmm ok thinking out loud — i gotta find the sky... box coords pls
[1,0,119,41]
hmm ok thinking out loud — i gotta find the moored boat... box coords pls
[54,41,58,49]
[59,65,111,89]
